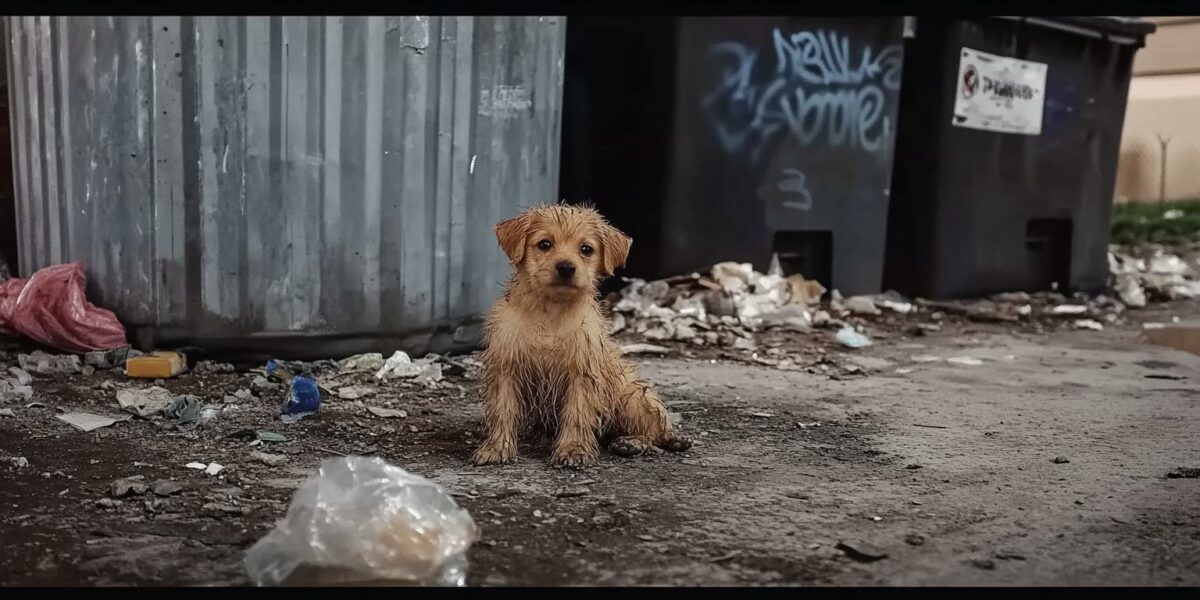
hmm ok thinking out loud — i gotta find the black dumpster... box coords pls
[560,17,907,295]
[884,17,1156,299]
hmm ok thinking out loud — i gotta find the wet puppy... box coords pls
[472,204,691,467]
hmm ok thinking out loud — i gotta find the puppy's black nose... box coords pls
[555,261,577,280]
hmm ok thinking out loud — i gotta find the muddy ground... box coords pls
[1,305,1198,586]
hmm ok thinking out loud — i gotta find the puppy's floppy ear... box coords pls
[495,213,531,265]
[598,222,633,277]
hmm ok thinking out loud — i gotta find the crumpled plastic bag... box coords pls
[0,262,127,352]
[244,456,478,587]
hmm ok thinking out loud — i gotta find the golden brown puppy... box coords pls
[472,204,692,468]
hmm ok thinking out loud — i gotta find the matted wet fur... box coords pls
[472,204,692,468]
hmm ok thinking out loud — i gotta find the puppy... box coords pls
[472,204,692,467]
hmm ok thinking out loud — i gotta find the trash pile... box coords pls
[609,257,829,353]
[609,247,1200,354]
[1108,245,1200,305]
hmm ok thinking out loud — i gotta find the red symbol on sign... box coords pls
[962,65,978,98]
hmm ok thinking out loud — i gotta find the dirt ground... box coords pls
[1,306,1198,586]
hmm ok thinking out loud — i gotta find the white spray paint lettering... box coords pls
[702,29,902,162]
[478,85,531,118]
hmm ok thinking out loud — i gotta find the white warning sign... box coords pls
[952,47,1048,135]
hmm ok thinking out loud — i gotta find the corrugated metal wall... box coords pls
[5,16,565,358]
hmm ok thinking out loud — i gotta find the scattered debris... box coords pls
[8,367,32,385]
[85,346,132,370]
[335,385,377,400]
[1165,467,1199,479]
[835,540,889,562]
[374,351,444,385]
[1074,319,1104,331]
[338,353,386,374]
[229,430,288,444]
[366,407,408,419]
[56,411,131,432]
[116,386,175,418]
[19,351,82,375]
[836,326,872,349]
[163,395,206,430]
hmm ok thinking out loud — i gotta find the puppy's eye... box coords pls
[580,244,594,256]
[537,240,552,251]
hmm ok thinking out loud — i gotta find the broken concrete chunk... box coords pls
[836,540,888,562]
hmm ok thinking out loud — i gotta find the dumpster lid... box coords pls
[995,16,1157,45]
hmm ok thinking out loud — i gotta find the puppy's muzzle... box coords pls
[555,261,577,282]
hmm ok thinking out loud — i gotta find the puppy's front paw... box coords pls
[609,436,652,457]
[657,434,693,453]
[472,442,517,466]
[549,445,598,469]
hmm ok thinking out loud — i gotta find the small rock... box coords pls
[366,407,408,419]
[637,534,655,542]
[844,296,882,315]
[251,376,274,392]
[555,488,589,498]
[95,498,123,510]
[81,365,96,377]
[836,540,888,562]
[969,558,997,570]
[249,452,287,467]
[151,480,184,496]
[204,463,225,476]
[995,551,1027,561]
[0,408,14,417]
[110,478,149,498]
[1051,456,1070,464]
[8,456,30,468]
[1165,467,1200,479]
[202,502,249,516]
[904,533,926,546]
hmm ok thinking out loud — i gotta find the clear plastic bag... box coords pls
[244,456,478,587]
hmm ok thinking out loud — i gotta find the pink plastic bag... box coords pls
[0,277,24,335]
[0,262,127,352]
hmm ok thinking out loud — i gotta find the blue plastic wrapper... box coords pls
[267,359,321,422]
